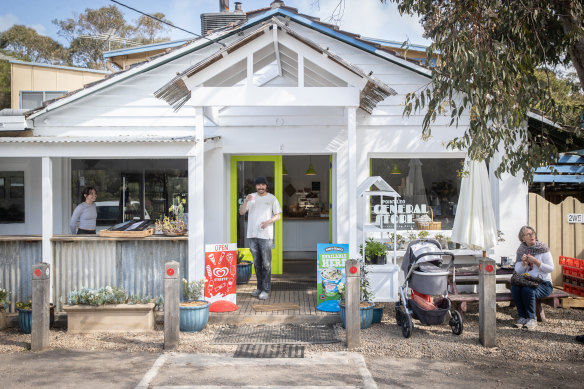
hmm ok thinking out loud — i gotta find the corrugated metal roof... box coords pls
[0,136,219,143]
[9,59,110,74]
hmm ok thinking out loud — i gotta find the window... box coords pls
[20,91,66,109]
[370,158,464,231]
[71,159,188,226]
[0,171,25,223]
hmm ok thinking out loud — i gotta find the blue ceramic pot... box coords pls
[339,302,374,329]
[179,300,210,332]
[18,305,55,334]
[236,261,253,285]
[372,305,383,324]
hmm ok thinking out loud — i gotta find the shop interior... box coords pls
[282,155,330,276]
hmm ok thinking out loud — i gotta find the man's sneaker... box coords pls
[513,317,528,328]
[258,291,269,300]
[251,289,261,297]
[523,319,537,330]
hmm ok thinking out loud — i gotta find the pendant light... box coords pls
[305,156,317,175]
[390,163,402,175]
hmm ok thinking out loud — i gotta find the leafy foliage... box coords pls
[0,287,9,308]
[385,0,584,179]
[0,25,69,64]
[338,260,374,303]
[52,5,171,70]
[67,286,155,306]
[182,278,205,301]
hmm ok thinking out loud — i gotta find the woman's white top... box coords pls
[514,251,554,283]
[69,202,97,234]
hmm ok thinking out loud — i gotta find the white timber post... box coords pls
[347,107,358,258]
[41,157,53,301]
[188,106,205,281]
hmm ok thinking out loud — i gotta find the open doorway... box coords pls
[282,155,331,278]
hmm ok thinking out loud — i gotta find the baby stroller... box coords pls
[395,239,463,338]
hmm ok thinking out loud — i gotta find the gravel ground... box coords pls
[1,301,583,363]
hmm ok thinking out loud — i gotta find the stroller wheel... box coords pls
[449,310,463,335]
[395,302,403,326]
[401,314,413,338]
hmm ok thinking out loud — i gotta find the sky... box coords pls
[0,0,430,46]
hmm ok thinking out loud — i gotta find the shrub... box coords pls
[182,278,206,301]
[66,286,158,306]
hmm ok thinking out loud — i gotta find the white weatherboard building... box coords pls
[0,6,528,305]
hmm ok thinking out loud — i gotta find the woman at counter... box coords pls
[70,186,98,234]
[511,225,554,330]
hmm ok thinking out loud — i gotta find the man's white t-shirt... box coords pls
[246,192,281,240]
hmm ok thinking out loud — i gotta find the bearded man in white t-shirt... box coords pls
[239,176,281,300]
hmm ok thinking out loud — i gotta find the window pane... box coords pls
[371,158,464,231]
[71,159,188,227]
[21,92,43,109]
[0,172,25,223]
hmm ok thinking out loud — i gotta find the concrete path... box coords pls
[137,352,376,389]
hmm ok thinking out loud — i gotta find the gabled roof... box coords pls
[154,17,397,113]
[26,8,426,120]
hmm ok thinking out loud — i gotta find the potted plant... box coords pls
[15,298,55,334]
[406,232,417,245]
[396,234,406,250]
[360,238,387,265]
[445,236,459,250]
[0,288,8,330]
[236,249,253,285]
[155,216,187,236]
[63,286,157,333]
[180,278,209,332]
[338,260,375,329]
[434,233,446,249]
[418,230,430,240]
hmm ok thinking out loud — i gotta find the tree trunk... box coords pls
[557,1,584,89]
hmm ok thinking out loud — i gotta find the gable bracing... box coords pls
[155,17,397,113]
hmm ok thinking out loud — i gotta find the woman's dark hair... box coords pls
[81,186,96,203]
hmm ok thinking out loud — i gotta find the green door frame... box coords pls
[230,155,283,274]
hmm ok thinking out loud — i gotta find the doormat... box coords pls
[271,279,315,291]
[234,344,305,358]
[251,303,301,312]
[211,324,339,345]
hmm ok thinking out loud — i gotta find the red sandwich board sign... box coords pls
[205,243,237,311]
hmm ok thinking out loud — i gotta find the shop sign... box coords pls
[375,199,428,229]
[204,243,237,305]
[316,243,349,311]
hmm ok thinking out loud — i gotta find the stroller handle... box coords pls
[412,251,455,270]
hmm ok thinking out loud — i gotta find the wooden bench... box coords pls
[449,289,569,322]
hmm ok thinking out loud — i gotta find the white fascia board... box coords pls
[0,115,26,131]
[186,86,360,107]
[526,111,562,129]
[0,142,196,158]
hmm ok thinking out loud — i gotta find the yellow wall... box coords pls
[11,63,108,109]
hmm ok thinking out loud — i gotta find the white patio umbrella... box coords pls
[405,159,428,208]
[450,158,497,256]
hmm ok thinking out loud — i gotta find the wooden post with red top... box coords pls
[479,257,497,347]
[31,263,50,351]
[164,261,180,350]
[345,259,360,349]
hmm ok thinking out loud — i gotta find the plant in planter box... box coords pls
[0,288,8,310]
[337,260,375,329]
[406,232,417,244]
[445,236,458,250]
[64,286,157,333]
[0,288,9,330]
[236,249,253,285]
[360,238,387,265]
[180,278,209,332]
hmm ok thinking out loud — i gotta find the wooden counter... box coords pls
[0,235,41,241]
[283,216,329,221]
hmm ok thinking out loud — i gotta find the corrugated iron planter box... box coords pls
[0,310,6,330]
[63,303,155,333]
